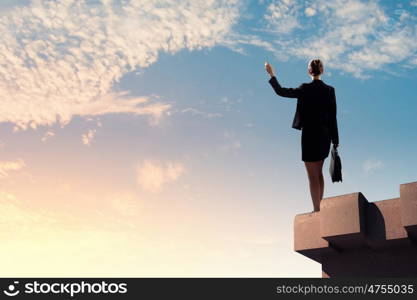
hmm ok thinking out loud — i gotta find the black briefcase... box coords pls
[329,145,342,183]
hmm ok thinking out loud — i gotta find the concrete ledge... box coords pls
[366,198,409,248]
[294,212,334,263]
[293,181,417,277]
[320,192,368,249]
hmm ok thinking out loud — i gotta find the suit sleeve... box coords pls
[268,75,303,98]
[330,88,339,145]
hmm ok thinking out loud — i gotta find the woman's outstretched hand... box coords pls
[265,62,275,77]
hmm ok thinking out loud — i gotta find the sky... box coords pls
[0,0,417,277]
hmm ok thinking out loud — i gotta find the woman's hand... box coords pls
[265,62,275,77]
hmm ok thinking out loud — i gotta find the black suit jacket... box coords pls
[268,75,339,145]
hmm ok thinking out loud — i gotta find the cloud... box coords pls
[264,0,301,34]
[0,0,241,130]
[363,158,384,173]
[82,129,96,146]
[261,0,417,78]
[136,160,186,193]
[0,159,26,178]
[304,7,316,17]
[181,107,222,119]
[41,131,55,142]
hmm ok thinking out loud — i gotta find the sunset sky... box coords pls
[1,0,417,277]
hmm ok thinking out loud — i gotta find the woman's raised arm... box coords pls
[265,62,303,98]
[268,76,304,98]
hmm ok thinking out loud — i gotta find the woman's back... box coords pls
[300,79,335,129]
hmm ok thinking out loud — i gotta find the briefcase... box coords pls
[329,145,342,183]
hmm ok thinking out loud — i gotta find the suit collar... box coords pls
[311,79,323,84]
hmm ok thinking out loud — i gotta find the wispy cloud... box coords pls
[0,159,26,178]
[82,129,96,146]
[136,160,186,193]
[259,0,417,78]
[181,108,222,119]
[0,0,241,130]
[41,131,55,142]
[264,0,301,34]
[363,158,384,173]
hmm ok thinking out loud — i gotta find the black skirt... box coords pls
[301,125,331,162]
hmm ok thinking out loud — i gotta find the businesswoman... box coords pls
[265,59,339,212]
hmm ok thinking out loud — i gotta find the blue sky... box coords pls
[0,0,417,277]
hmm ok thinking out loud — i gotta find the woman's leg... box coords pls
[318,160,325,201]
[304,160,324,212]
